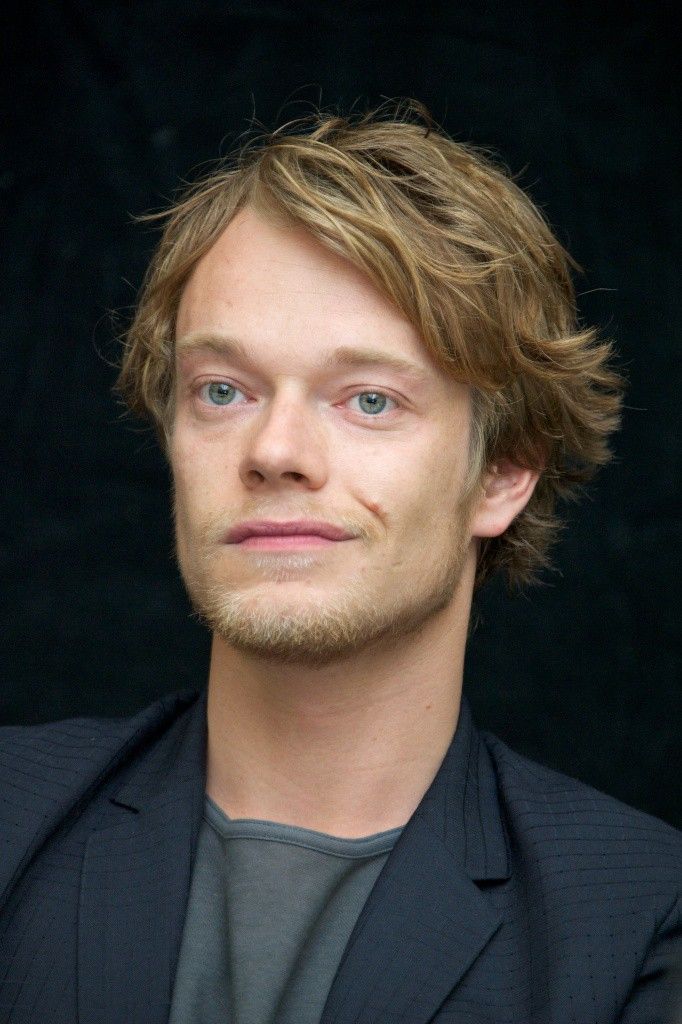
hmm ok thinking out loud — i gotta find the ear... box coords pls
[470,459,541,539]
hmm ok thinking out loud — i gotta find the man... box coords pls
[1,102,680,1024]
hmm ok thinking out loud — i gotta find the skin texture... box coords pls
[171,205,539,837]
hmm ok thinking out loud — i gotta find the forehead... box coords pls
[175,205,446,381]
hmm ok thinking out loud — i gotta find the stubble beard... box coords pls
[175,499,476,670]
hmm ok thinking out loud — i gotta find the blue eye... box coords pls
[197,383,396,416]
[350,392,396,416]
[201,382,243,406]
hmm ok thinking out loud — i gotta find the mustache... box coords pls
[171,498,375,546]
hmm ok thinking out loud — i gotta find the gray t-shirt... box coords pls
[168,795,403,1024]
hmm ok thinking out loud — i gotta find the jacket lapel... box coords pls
[0,696,187,916]
[77,686,208,1024]
[320,698,510,1024]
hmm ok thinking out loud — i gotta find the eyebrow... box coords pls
[176,332,433,385]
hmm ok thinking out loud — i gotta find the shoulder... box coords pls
[0,686,203,808]
[482,729,682,883]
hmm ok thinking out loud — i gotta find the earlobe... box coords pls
[470,459,541,539]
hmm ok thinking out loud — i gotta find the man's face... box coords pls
[170,205,481,668]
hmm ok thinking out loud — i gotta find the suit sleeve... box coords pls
[618,897,682,1024]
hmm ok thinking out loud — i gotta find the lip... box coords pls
[237,535,341,550]
[224,519,356,544]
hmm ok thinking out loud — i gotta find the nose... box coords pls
[237,390,329,491]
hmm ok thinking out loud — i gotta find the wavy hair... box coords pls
[115,99,625,591]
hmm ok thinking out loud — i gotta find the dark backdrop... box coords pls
[2,2,680,827]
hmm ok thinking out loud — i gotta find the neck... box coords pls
[205,580,473,839]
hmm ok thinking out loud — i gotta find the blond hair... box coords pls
[116,99,624,591]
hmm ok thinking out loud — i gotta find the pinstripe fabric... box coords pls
[0,685,680,1024]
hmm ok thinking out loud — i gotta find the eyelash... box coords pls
[194,381,401,418]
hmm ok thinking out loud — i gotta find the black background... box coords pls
[2,2,680,827]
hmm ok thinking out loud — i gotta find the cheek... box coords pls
[170,448,196,517]
[171,450,217,544]
[339,448,400,529]
[345,440,454,537]
[171,431,230,505]
[402,449,468,544]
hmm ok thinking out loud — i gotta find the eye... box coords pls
[198,381,246,406]
[347,391,398,416]
[195,382,398,416]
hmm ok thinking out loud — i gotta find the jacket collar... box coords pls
[108,684,208,822]
[109,687,509,881]
[412,695,510,881]
[78,686,209,1024]
[78,686,509,1024]
[320,695,510,1024]
[0,685,202,917]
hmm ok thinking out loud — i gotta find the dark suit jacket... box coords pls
[0,685,680,1024]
